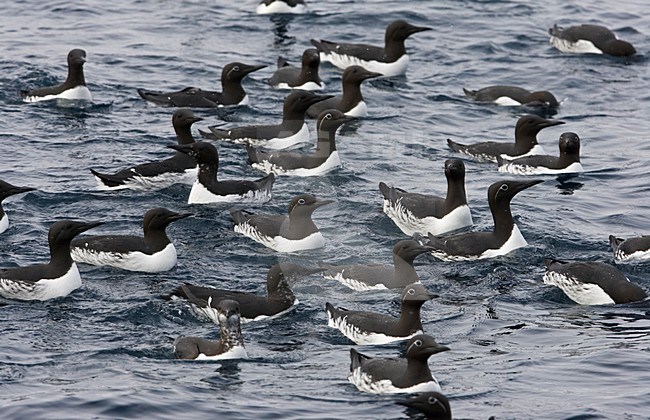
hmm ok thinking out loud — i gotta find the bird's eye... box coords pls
[407,288,415,295]
[325,113,332,120]
[428,396,438,404]
[233,66,240,71]
[414,339,422,346]
[500,184,508,191]
[298,198,306,204]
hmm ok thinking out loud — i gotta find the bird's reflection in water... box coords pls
[555,174,583,195]
[270,15,296,47]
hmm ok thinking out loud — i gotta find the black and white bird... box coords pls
[447,114,565,162]
[256,0,306,14]
[463,85,559,107]
[427,179,542,261]
[0,180,35,234]
[231,194,334,252]
[348,334,450,394]
[549,24,636,57]
[543,258,647,305]
[137,62,265,107]
[311,20,431,77]
[321,240,433,291]
[0,220,102,301]
[200,91,332,149]
[164,263,324,323]
[306,65,381,118]
[396,392,452,420]
[90,108,203,190]
[379,158,472,236]
[497,132,583,175]
[326,283,437,345]
[609,235,650,263]
[169,141,275,204]
[70,208,192,273]
[246,109,352,176]
[21,49,91,103]
[173,299,248,360]
[269,48,324,90]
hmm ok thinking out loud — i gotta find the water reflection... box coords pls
[270,15,296,47]
[555,174,584,195]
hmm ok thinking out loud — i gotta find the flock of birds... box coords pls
[2,0,649,418]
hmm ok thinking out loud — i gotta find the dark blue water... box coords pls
[1,1,649,418]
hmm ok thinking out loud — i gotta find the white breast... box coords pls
[348,367,441,394]
[256,1,306,14]
[188,180,272,204]
[193,345,248,360]
[494,96,522,106]
[23,85,92,103]
[275,81,324,91]
[550,37,603,54]
[235,222,325,252]
[543,271,615,305]
[324,271,389,292]
[71,242,177,272]
[344,101,368,117]
[383,200,473,236]
[252,151,341,177]
[327,312,419,345]
[430,224,528,262]
[321,52,409,77]
[0,214,8,234]
[0,263,82,301]
[242,123,310,150]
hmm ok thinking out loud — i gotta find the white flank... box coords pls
[498,144,547,162]
[236,95,250,106]
[498,161,584,175]
[324,272,389,292]
[430,224,528,262]
[187,181,272,204]
[383,200,473,236]
[344,101,368,117]
[0,263,82,301]
[190,298,299,324]
[320,52,409,77]
[23,85,92,103]
[234,222,325,252]
[71,243,177,273]
[550,37,603,54]
[327,312,420,345]
[0,214,8,234]
[94,167,198,191]
[348,368,441,394]
[275,81,324,91]
[240,123,310,150]
[252,151,340,177]
[615,249,650,263]
[543,271,615,305]
[256,1,306,14]
[194,345,248,361]
[493,96,522,106]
